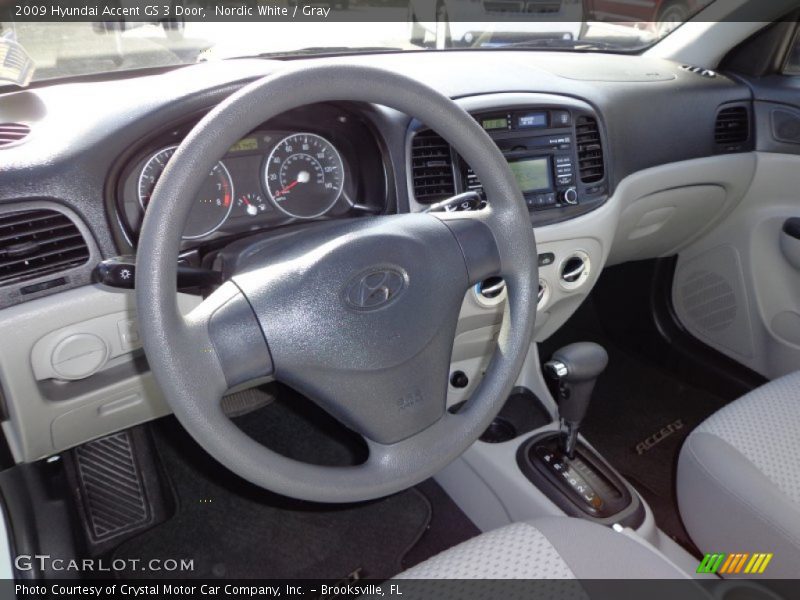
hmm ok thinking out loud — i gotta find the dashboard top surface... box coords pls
[0,50,752,264]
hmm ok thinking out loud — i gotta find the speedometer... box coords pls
[264,133,345,219]
[138,146,234,240]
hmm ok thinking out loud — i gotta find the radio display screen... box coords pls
[481,117,509,131]
[509,157,551,193]
[517,113,548,128]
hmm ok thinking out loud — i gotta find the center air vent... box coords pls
[474,276,506,307]
[576,116,604,184]
[0,123,31,147]
[0,209,90,286]
[715,106,750,149]
[559,251,591,290]
[411,130,455,204]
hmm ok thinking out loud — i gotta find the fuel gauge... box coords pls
[237,193,268,217]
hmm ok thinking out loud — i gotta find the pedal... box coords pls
[222,387,274,418]
[65,426,170,555]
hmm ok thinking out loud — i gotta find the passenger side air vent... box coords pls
[0,209,90,285]
[0,122,31,147]
[411,130,455,204]
[715,106,750,149]
[576,116,604,184]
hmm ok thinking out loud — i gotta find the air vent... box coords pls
[680,65,717,78]
[715,106,750,148]
[576,116,604,184]
[0,209,89,286]
[0,123,31,147]
[559,251,591,290]
[411,130,455,204]
[465,166,485,198]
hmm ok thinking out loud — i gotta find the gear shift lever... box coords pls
[544,342,608,459]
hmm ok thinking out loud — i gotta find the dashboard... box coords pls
[115,103,390,252]
[0,50,759,463]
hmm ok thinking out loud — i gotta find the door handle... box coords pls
[780,218,800,270]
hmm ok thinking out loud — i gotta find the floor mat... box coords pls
[540,302,729,552]
[401,479,480,570]
[114,385,476,580]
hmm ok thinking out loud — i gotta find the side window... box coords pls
[783,28,800,75]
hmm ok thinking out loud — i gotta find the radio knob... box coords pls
[561,187,579,205]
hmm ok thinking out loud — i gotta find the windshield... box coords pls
[0,0,716,84]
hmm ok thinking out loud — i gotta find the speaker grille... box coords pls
[679,270,737,333]
[771,109,800,145]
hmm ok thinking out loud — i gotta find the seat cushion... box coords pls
[678,371,800,578]
[396,517,690,580]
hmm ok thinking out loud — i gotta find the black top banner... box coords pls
[1,0,798,23]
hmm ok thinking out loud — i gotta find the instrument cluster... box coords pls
[116,105,388,247]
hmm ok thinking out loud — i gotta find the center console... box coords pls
[518,342,644,528]
[409,101,609,226]
[465,107,608,225]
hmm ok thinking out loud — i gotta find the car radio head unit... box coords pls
[466,108,580,211]
[459,106,606,222]
[410,104,607,226]
[508,157,552,195]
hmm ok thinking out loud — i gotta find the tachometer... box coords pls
[264,133,344,219]
[138,146,235,240]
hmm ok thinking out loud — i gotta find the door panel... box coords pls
[673,152,800,379]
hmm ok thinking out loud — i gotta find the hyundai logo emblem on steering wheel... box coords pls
[345,268,407,310]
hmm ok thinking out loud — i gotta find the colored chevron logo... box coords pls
[697,552,774,575]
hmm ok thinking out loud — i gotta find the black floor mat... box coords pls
[114,385,477,580]
[540,302,729,553]
[401,479,480,570]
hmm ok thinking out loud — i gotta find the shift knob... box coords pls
[544,342,608,457]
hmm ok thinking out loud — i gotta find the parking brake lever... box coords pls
[94,256,222,290]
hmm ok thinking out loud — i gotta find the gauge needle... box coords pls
[239,196,258,216]
[276,171,312,196]
[276,180,299,196]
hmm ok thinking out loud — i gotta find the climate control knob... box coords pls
[561,187,579,205]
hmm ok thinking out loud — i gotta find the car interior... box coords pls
[1,0,800,595]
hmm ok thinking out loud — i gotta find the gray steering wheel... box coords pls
[136,64,538,503]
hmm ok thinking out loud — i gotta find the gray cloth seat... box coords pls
[396,517,689,579]
[678,371,800,579]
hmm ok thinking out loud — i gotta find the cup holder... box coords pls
[480,417,518,443]
[478,387,553,444]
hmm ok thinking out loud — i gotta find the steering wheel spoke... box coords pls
[182,281,274,395]
[433,209,503,286]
